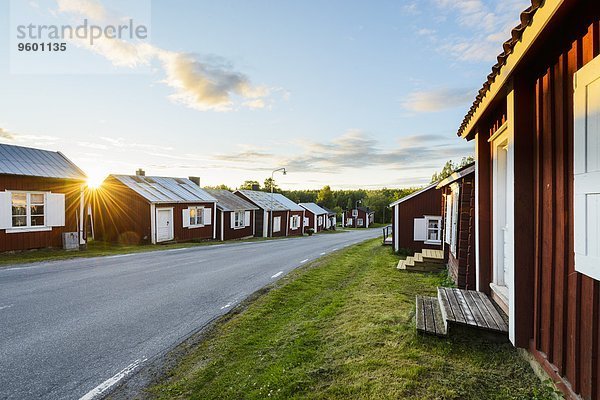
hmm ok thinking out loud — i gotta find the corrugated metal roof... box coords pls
[235,190,289,211]
[299,202,328,215]
[389,183,439,207]
[457,0,543,137]
[0,143,86,180]
[272,193,304,211]
[112,175,217,204]
[205,189,259,212]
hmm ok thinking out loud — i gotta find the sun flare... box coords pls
[86,173,106,189]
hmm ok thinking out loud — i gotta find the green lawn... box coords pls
[146,239,556,400]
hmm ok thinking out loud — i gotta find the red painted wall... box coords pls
[0,175,84,252]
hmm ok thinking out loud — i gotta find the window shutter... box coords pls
[182,208,190,228]
[574,54,600,279]
[413,218,426,241]
[47,193,65,227]
[203,207,212,225]
[273,216,281,232]
[230,212,236,228]
[244,211,251,227]
[0,191,11,229]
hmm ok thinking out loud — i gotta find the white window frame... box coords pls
[424,215,442,245]
[450,184,460,255]
[233,210,245,229]
[290,215,300,230]
[10,191,48,231]
[357,217,364,227]
[189,206,205,228]
[273,216,281,233]
[352,209,358,217]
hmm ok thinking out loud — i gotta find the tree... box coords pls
[239,180,260,190]
[364,191,391,223]
[316,185,335,209]
[431,156,474,183]
[204,184,232,191]
[263,177,280,193]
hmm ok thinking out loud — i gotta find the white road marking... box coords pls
[320,252,326,255]
[220,303,232,310]
[166,248,188,252]
[271,271,284,278]
[0,304,14,310]
[332,248,338,251]
[79,357,147,400]
[300,259,309,264]
[105,254,135,259]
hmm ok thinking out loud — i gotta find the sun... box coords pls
[86,173,106,189]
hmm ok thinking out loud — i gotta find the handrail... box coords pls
[382,225,392,244]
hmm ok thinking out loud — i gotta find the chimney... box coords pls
[136,168,145,176]
[189,176,201,186]
[251,184,260,191]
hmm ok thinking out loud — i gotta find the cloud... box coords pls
[0,128,14,140]
[402,88,474,112]
[429,0,531,62]
[53,1,272,111]
[210,130,472,178]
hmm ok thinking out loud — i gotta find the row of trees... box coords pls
[205,158,474,225]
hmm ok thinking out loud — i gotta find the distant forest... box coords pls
[206,157,473,224]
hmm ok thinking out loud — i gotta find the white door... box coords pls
[156,208,173,242]
[492,126,513,304]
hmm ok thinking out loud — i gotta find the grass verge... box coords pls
[144,239,555,400]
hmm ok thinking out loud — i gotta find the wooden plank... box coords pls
[414,252,423,263]
[437,287,454,320]
[465,290,498,330]
[452,289,479,327]
[474,291,508,332]
[431,298,447,336]
[397,260,406,270]
[423,296,435,334]
[405,256,414,267]
[415,296,425,332]
[442,288,466,324]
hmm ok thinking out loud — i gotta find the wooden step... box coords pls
[397,260,406,270]
[413,252,423,263]
[422,249,444,264]
[416,296,447,336]
[405,256,415,266]
[405,263,446,273]
[437,287,508,333]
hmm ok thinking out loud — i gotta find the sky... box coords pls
[0,0,530,190]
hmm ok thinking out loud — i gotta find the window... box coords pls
[450,188,460,254]
[427,217,441,242]
[352,209,358,217]
[290,215,300,229]
[233,210,244,228]
[12,192,45,228]
[357,218,364,227]
[317,216,323,226]
[189,206,204,226]
[346,218,353,226]
[273,216,281,232]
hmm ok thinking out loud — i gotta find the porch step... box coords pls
[416,288,508,338]
[437,287,508,333]
[397,259,406,270]
[422,249,444,264]
[413,252,423,263]
[405,256,415,267]
[416,296,447,336]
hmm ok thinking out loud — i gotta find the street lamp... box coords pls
[270,167,287,237]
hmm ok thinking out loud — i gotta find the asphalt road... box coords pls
[0,229,380,400]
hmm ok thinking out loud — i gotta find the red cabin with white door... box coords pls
[456,1,600,397]
[92,173,216,244]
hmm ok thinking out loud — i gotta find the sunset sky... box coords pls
[0,0,529,189]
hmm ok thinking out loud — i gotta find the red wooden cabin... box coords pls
[0,143,87,252]
[342,206,374,228]
[205,189,258,241]
[457,0,599,397]
[388,183,442,254]
[92,172,217,244]
[234,190,304,237]
[299,202,328,233]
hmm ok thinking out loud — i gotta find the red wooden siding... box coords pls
[0,175,84,252]
[392,186,442,253]
[441,173,475,290]
[169,202,214,242]
[288,210,305,236]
